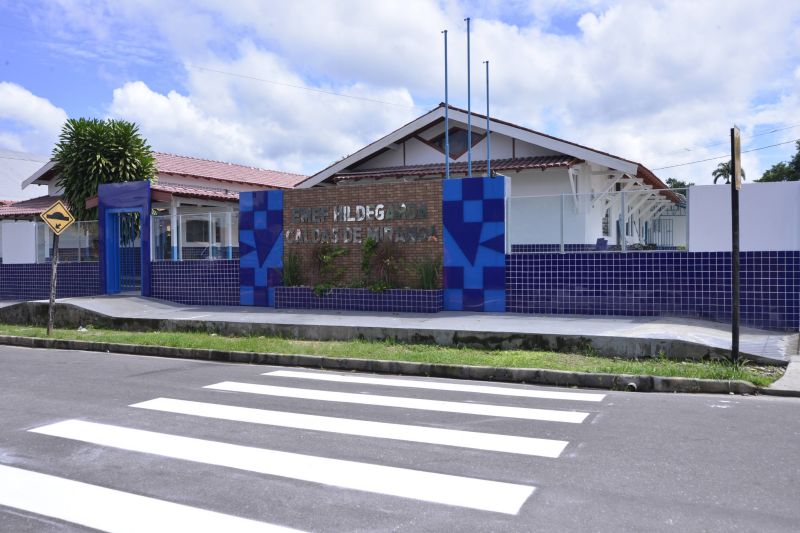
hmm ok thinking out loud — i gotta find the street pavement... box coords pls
[0,345,798,532]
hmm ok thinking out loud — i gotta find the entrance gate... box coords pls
[98,182,151,296]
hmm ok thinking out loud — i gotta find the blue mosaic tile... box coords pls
[239,190,283,307]
[275,287,443,313]
[443,177,507,312]
[0,262,101,300]
[505,251,800,332]
[150,259,239,306]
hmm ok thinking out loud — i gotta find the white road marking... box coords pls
[132,397,569,458]
[206,381,589,423]
[264,370,605,402]
[0,464,302,533]
[30,420,535,515]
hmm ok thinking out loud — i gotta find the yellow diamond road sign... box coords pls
[40,200,75,236]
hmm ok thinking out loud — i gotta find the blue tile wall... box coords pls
[239,190,283,307]
[150,260,239,306]
[275,287,443,313]
[0,262,101,300]
[511,244,680,253]
[506,251,800,332]
[443,177,506,312]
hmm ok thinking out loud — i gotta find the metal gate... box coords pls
[118,212,141,292]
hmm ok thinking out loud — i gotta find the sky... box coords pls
[1,0,799,190]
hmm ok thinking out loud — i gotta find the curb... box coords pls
[760,388,800,398]
[0,300,788,365]
[0,334,761,395]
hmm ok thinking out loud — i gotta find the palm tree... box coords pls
[712,160,745,184]
[52,118,156,220]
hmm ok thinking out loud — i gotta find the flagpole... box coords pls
[465,17,472,179]
[484,60,490,177]
[442,29,450,180]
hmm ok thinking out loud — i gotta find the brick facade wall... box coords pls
[283,181,443,288]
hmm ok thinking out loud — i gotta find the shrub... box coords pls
[283,252,302,286]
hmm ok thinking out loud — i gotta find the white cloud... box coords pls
[0,82,68,154]
[110,81,268,168]
[28,0,800,182]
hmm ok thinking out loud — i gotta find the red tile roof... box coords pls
[154,152,307,189]
[0,200,15,206]
[151,183,239,201]
[0,195,63,218]
[333,156,582,182]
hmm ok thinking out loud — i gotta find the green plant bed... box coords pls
[0,323,783,387]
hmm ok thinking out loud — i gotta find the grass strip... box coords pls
[0,323,784,387]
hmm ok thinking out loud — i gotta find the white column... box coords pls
[170,199,179,261]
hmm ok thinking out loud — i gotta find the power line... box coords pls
[657,123,800,156]
[183,64,426,110]
[0,154,50,163]
[653,138,800,171]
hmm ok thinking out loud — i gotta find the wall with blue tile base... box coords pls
[239,190,283,306]
[275,287,443,313]
[150,260,239,306]
[0,262,101,301]
[511,244,680,253]
[442,177,507,312]
[506,251,800,332]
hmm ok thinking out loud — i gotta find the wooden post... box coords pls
[47,233,60,336]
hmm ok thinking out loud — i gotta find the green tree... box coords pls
[712,160,745,184]
[52,118,156,220]
[665,178,694,189]
[756,141,800,182]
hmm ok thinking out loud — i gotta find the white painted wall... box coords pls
[688,182,800,252]
[401,137,443,166]
[353,127,561,172]
[1,221,37,263]
[356,147,404,169]
[508,169,576,246]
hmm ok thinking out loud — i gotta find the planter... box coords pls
[275,287,443,313]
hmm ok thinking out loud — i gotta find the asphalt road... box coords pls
[0,344,798,533]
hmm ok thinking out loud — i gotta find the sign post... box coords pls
[40,200,75,336]
[730,126,741,364]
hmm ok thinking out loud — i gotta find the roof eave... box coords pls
[300,104,645,188]
[21,160,58,189]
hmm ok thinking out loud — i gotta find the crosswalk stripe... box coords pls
[264,370,606,402]
[30,420,536,515]
[205,381,590,423]
[132,397,569,458]
[0,464,303,533]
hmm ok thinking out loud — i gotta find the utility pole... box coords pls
[730,126,742,364]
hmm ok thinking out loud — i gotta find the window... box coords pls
[426,127,485,160]
[186,220,209,243]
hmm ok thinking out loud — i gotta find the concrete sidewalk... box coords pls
[0,295,796,364]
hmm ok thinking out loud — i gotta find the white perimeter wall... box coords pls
[688,182,800,252]
[1,221,37,263]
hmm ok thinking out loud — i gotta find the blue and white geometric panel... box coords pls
[442,176,507,312]
[239,190,283,307]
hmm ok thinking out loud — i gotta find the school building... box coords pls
[1,104,798,331]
